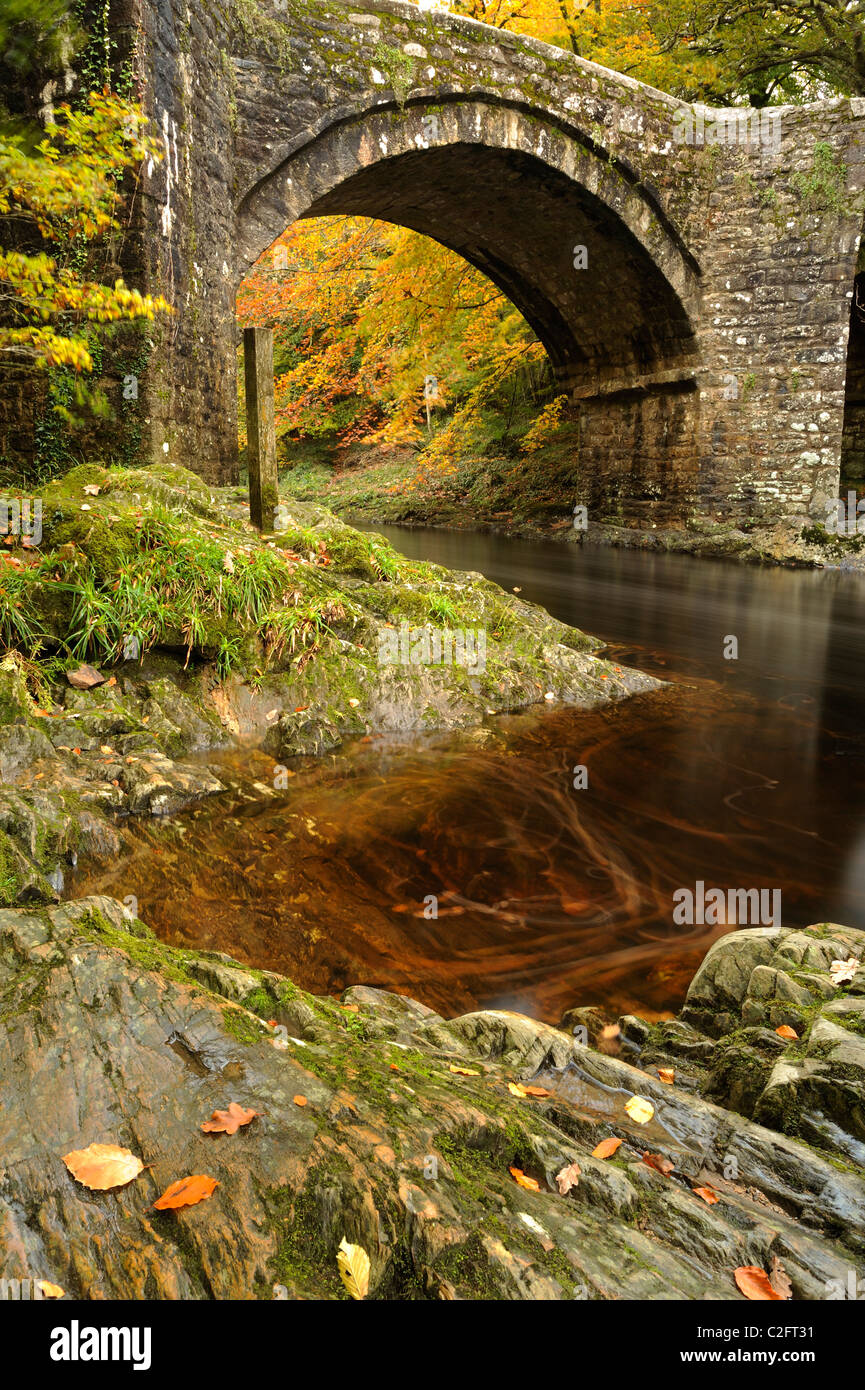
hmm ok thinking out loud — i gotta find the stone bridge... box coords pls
[126,0,865,528]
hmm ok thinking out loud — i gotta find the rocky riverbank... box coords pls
[278,445,865,570]
[0,896,863,1300]
[0,460,657,909]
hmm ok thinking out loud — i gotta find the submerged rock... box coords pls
[1,898,863,1301]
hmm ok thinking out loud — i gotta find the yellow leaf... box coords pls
[508,1082,527,1097]
[624,1096,654,1124]
[448,1064,480,1076]
[337,1238,370,1300]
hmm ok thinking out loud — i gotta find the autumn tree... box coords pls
[0,89,170,438]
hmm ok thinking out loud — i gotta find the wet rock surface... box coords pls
[1,898,863,1300]
[622,924,865,1166]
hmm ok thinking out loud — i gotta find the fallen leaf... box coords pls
[223,551,235,573]
[200,1102,259,1135]
[592,1137,622,1159]
[830,957,858,985]
[153,1175,218,1210]
[509,1166,541,1192]
[337,1238,370,1300]
[624,1095,654,1124]
[36,1280,65,1299]
[657,1068,675,1084]
[448,1064,480,1076]
[769,1254,793,1300]
[600,1024,621,1040]
[65,663,105,690]
[348,698,360,708]
[62,1143,145,1192]
[82,484,101,496]
[775,1025,798,1040]
[508,1081,527,1097]
[522,1085,552,1098]
[293,1095,307,1107]
[693,1186,720,1205]
[642,1152,675,1176]
[734,1265,785,1301]
[555,1161,581,1195]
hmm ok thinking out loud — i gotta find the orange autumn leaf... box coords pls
[657,1068,675,1084]
[200,1102,259,1135]
[522,1085,552,1098]
[509,1166,540,1192]
[293,1095,308,1107]
[592,1137,622,1159]
[734,1265,785,1301]
[36,1280,65,1299]
[449,1064,480,1076]
[693,1185,720,1205]
[153,1175,218,1210]
[642,1152,675,1176]
[62,1142,145,1192]
[775,1025,798,1039]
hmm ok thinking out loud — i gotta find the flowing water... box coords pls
[72,526,865,1024]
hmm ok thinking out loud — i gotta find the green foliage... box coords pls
[791,142,849,217]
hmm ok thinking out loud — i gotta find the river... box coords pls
[73,527,865,1025]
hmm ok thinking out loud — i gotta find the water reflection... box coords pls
[72,531,865,1023]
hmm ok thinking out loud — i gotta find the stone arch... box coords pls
[235,97,702,405]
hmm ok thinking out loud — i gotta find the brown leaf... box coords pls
[734,1265,785,1301]
[200,1101,259,1135]
[656,1067,675,1084]
[522,1085,552,1098]
[509,1166,540,1192]
[62,1142,145,1192]
[693,1185,720,1205]
[592,1137,622,1159]
[642,1152,675,1176]
[153,1175,218,1210]
[769,1254,793,1300]
[555,1161,581,1195]
[775,1025,798,1039]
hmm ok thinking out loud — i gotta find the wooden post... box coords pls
[244,326,278,532]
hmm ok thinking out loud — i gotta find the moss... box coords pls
[264,1172,353,1300]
